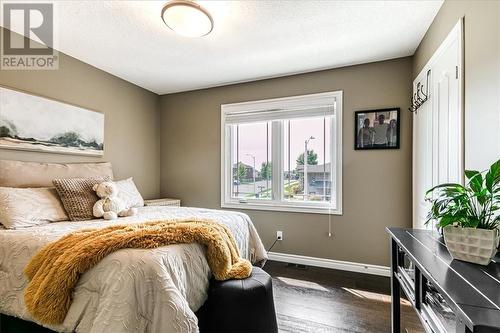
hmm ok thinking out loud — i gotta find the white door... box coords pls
[413,20,464,230]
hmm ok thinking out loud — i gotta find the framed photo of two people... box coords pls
[355,108,400,150]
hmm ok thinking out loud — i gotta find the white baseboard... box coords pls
[267,252,390,277]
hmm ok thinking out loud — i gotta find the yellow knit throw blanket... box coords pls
[24,218,252,325]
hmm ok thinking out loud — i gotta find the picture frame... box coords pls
[0,85,105,156]
[354,107,400,150]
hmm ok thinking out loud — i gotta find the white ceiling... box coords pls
[5,1,443,95]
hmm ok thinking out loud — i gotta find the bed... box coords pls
[0,160,267,333]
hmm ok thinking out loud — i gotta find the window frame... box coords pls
[220,91,343,215]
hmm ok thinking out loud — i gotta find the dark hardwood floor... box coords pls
[263,260,424,333]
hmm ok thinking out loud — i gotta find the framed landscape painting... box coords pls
[354,108,400,150]
[0,86,104,156]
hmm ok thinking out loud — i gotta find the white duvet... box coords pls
[0,206,267,333]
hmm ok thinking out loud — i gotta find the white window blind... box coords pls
[224,105,335,124]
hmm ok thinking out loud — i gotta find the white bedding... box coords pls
[0,206,267,333]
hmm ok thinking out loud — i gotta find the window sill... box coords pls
[221,202,342,215]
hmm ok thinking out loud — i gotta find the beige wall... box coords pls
[413,0,500,171]
[160,57,413,266]
[0,28,161,199]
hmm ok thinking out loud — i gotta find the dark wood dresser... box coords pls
[387,228,500,333]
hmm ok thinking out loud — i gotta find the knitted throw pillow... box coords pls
[53,177,110,221]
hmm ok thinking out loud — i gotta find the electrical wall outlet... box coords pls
[276,231,283,241]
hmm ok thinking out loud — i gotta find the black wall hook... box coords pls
[409,69,431,114]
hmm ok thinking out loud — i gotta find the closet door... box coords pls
[413,20,463,230]
[433,35,462,186]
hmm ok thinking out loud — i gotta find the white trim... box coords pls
[272,121,282,201]
[333,92,343,214]
[267,252,390,277]
[220,90,343,215]
[221,201,341,215]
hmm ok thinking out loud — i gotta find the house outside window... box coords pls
[221,91,342,214]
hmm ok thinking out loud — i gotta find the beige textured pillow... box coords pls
[115,178,144,208]
[0,160,114,188]
[53,177,110,221]
[0,187,68,229]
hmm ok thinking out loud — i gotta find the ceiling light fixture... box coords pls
[161,0,213,38]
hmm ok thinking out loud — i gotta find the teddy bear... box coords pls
[92,181,137,220]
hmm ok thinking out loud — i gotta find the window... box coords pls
[221,91,342,214]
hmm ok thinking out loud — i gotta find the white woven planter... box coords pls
[443,226,500,265]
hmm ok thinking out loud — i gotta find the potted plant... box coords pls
[425,159,500,265]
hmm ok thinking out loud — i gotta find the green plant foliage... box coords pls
[296,150,318,166]
[260,162,272,180]
[425,159,500,230]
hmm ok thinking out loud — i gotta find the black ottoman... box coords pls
[197,267,278,333]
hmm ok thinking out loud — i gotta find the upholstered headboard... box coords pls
[0,160,114,188]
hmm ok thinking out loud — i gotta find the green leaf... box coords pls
[468,217,481,228]
[465,170,480,180]
[425,183,465,196]
[468,174,483,194]
[485,172,495,193]
[474,189,489,206]
[437,216,457,228]
[489,159,500,180]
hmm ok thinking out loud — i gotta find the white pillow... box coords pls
[0,187,69,229]
[115,178,144,209]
